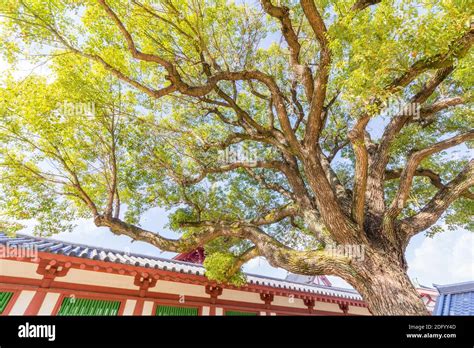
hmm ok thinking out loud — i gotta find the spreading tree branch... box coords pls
[301,0,331,148]
[93,215,354,277]
[400,160,474,239]
[260,0,314,101]
[386,131,474,219]
[348,117,370,227]
[350,0,382,12]
[385,168,474,200]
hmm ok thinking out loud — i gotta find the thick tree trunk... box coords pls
[349,249,430,315]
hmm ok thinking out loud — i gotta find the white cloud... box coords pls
[408,229,474,286]
[244,256,264,270]
[243,257,287,279]
[0,56,53,82]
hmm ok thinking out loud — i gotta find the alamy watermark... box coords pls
[0,243,38,259]
[18,322,55,341]
[54,101,96,118]
[381,96,420,119]
[324,243,365,261]
[217,144,278,165]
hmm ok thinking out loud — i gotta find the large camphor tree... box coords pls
[0,0,472,315]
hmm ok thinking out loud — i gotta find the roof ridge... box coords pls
[433,281,474,287]
[0,232,202,267]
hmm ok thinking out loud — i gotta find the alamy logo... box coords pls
[55,100,95,118]
[18,322,56,341]
[381,96,420,119]
[0,243,38,259]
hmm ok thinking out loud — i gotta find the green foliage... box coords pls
[203,252,247,286]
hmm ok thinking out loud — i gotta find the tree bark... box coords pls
[350,248,430,315]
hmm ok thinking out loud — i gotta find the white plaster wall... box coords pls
[347,305,371,315]
[60,269,137,290]
[0,260,42,279]
[149,280,208,298]
[219,289,262,304]
[37,292,60,315]
[272,295,306,309]
[142,301,154,315]
[122,299,137,316]
[314,301,340,312]
[9,290,36,315]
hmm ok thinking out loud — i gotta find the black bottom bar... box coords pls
[0,316,472,347]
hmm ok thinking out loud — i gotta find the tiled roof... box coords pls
[434,282,474,315]
[434,281,474,294]
[0,233,362,301]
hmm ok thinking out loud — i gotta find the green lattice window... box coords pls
[225,310,257,316]
[155,305,199,316]
[57,297,121,316]
[0,292,13,314]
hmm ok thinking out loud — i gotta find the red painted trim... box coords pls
[0,275,42,287]
[173,247,205,264]
[24,290,47,315]
[1,276,352,316]
[36,259,71,288]
[134,273,157,298]
[1,253,369,315]
[209,305,216,316]
[3,253,367,307]
[117,304,125,316]
[3,276,354,316]
[133,299,144,316]
[51,293,65,316]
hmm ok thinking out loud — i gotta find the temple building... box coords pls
[0,233,435,316]
[415,283,439,313]
[433,282,474,315]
